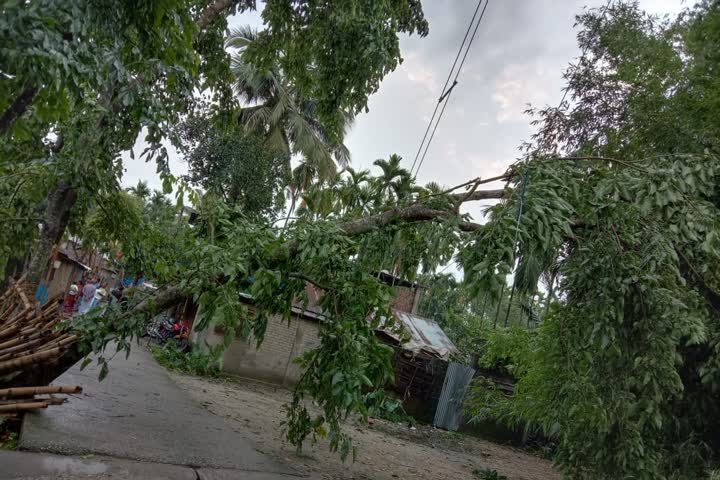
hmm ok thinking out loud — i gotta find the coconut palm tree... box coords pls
[227,26,353,180]
[282,161,317,229]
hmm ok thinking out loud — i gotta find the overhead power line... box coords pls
[410,0,491,178]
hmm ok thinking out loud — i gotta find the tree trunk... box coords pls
[25,181,77,296]
[544,269,557,320]
[282,191,298,231]
[196,0,236,29]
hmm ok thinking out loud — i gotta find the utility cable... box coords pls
[409,0,484,174]
[410,0,491,177]
[503,168,530,327]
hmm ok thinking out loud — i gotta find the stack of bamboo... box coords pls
[0,278,81,414]
[0,384,82,416]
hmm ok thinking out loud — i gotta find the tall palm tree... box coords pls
[282,161,317,229]
[372,154,414,203]
[127,180,151,200]
[227,27,353,180]
[339,167,371,215]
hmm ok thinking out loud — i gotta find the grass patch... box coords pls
[151,341,224,377]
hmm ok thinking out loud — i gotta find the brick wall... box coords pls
[389,285,424,313]
[204,312,320,386]
[199,281,420,386]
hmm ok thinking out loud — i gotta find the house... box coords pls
[377,309,458,421]
[195,272,458,403]
[45,240,119,301]
[45,241,91,301]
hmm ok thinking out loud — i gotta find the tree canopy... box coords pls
[462,3,720,478]
[3,1,720,479]
[178,113,291,218]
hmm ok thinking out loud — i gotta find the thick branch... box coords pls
[132,285,184,314]
[196,0,237,29]
[450,188,507,203]
[0,86,39,135]
[339,203,482,236]
[135,202,488,312]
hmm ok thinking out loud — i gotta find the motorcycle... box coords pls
[146,312,190,352]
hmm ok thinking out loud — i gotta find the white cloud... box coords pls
[401,52,440,96]
[492,62,557,124]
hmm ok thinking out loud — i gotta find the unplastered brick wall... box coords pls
[207,312,320,385]
[389,285,417,313]
[201,281,420,385]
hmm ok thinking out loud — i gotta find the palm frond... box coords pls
[225,26,258,50]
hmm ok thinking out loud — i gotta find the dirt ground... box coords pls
[169,372,560,480]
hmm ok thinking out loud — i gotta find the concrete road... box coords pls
[0,450,304,479]
[17,344,304,479]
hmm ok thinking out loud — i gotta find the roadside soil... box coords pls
[169,372,560,480]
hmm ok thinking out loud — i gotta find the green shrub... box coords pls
[363,389,416,425]
[151,341,223,377]
[472,468,506,480]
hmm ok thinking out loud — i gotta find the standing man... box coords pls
[77,277,97,314]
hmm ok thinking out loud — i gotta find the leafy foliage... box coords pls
[228,27,352,179]
[178,112,291,218]
[244,1,429,139]
[462,3,720,478]
[1,0,429,286]
[363,389,416,425]
[0,416,19,450]
[152,341,224,377]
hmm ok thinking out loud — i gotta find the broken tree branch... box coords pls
[0,86,39,135]
[339,203,483,236]
[129,188,502,314]
[449,188,507,203]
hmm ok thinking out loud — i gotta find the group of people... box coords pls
[61,275,125,316]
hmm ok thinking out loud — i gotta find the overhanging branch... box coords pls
[0,86,39,136]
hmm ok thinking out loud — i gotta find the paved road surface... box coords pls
[14,344,304,479]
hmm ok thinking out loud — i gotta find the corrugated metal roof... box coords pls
[385,309,458,360]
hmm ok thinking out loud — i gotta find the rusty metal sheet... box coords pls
[434,361,476,431]
[386,309,458,360]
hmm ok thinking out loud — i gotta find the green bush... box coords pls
[363,389,416,425]
[151,341,223,377]
[472,468,506,480]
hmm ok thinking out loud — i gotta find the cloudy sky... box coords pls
[122,0,685,225]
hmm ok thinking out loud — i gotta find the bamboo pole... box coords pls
[0,325,20,341]
[14,284,30,310]
[0,336,48,358]
[0,336,24,351]
[22,327,60,343]
[35,335,77,353]
[0,347,63,373]
[7,306,31,323]
[0,335,67,362]
[0,401,49,412]
[0,302,17,322]
[0,385,81,397]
